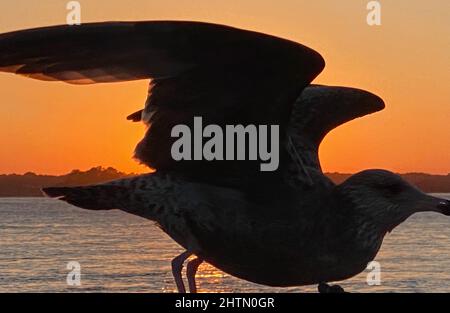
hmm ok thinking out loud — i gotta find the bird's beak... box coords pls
[416,194,450,216]
[437,199,450,216]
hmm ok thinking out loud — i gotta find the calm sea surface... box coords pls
[0,195,449,293]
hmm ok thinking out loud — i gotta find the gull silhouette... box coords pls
[1,21,448,293]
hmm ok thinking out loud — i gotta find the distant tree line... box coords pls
[0,167,449,197]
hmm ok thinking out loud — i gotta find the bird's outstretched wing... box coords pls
[0,21,325,184]
[285,85,385,187]
[0,21,323,84]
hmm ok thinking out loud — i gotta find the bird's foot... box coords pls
[318,282,346,293]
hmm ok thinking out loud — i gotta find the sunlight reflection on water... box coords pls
[0,195,448,293]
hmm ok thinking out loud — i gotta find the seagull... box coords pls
[1,21,449,293]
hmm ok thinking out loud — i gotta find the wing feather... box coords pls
[0,21,326,183]
[289,85,385,172]
[0,21,324,84]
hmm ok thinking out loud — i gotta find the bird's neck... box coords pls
[351,204,415,261]
[338,191,407,253]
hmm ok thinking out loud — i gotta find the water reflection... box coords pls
[0,195,448,293]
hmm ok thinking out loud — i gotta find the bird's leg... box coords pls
[171,251,192,293]
[186,257,204,293]
[318,282,346,293]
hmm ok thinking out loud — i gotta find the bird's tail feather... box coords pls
[42,174,175,219]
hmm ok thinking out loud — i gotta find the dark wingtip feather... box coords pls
[127,110,143,122]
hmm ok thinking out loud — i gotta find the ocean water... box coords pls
[0,195,449,293]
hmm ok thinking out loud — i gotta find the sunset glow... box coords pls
[0,0,448,175]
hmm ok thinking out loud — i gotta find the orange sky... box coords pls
[0,0,449,175]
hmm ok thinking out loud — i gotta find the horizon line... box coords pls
[0,166,449,177]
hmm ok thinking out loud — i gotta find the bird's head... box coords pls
[339,169,450,233]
